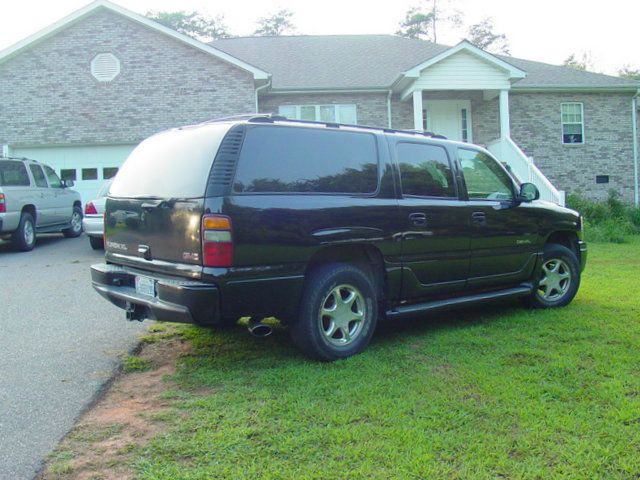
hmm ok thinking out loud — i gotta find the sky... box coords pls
[0,0,637,75]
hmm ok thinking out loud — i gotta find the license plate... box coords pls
[135,275,155,297]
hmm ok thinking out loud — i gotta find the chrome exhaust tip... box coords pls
[247,320,273,338]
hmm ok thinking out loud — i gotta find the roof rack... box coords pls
[0,155,39,162]
[202,113,448,139]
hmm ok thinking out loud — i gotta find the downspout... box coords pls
[387,90,393,128]
[254,78,272,113]
[633,90,639,207]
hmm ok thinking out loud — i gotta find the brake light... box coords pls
[202,214,233,267]
[85,202,98,215]
[0,194,5,213]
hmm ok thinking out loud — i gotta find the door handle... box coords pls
[409,212,428,227]
[471,211,487,226]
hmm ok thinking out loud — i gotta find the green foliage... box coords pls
[253,9,296,36]
[146,11,231,41]
[566,191,640,243]
[467,18,509,54]
[131,241,640,479]
[618,65,640,80]
[396,0,463,43]
[396,7,435,40]
[122,356,152,373]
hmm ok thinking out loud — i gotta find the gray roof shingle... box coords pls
[211,34,639,91]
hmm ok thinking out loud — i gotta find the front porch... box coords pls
[395,41,565,205]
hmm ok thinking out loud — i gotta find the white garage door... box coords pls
[11,145,137,204]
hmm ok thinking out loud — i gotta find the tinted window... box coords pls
[43,165,61,188]
[233,126,378,194]
[458,149,514,200]
[0,161,30,186]
[110,123,229,199]
[397,142,455,198]
[29,164,48,188]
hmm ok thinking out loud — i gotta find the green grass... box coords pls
[134,240,640,479]
[122,356,152,373]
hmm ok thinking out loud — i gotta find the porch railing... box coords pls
[487,137,565,206]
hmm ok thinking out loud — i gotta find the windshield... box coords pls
[109,123,231,198]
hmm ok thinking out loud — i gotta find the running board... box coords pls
[36,222,72,233]
[386,285,533,319]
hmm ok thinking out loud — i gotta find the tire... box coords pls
[89,235,104,250]
[11,212,36,252]
[63,206,83,238]
[526,243,580,308]
[290,263,378,361]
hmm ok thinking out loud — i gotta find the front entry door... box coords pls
[424,100,472,143]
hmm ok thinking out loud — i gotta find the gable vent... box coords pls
[91,53,121,82]
[206,126,246,195]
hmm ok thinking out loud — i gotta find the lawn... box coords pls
[134,240,640,479]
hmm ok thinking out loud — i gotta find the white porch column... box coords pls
[1,145,9,157]
[499,89,510,139]
[412,90,423,131]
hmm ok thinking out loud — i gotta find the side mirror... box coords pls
[62,179,75,188]
[519,182,540,202]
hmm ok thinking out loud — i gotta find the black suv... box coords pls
[91,115,587,360]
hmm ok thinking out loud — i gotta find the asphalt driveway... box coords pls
[0,235,145,480]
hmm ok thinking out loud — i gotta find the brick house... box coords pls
[0,0,638,205]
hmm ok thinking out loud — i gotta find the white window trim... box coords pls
[561,102,585,145]
[278,104,357,124]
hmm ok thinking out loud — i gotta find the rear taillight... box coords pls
[0,193,5,213]
[202,214,233,267]
[85,202,98,215]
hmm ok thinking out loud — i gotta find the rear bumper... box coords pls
[82,215,103,237]
[91,263,220,325]
[578,240,587,272]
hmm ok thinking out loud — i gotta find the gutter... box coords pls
[387,90,393,128]
[255,78,272,113]
[633,89,639,207]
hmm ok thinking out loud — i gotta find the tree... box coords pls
[563,52,595,71]
[467,17,509,54]
[254,9,296,36]
[397,0,463,43]
[146,10,231,41]
[618,65,640,80]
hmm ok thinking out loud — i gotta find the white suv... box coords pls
[0,158,83,251]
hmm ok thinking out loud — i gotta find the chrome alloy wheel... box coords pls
[24,220,34,246]
[537,258,571,301]
[319,284,366,346]
[70,211,82,233]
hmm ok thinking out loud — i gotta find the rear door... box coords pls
[457,147,538,288]
[43,165,73,223]
[28,164,56,226]
[104,123,231,277]
[392,139,470,301]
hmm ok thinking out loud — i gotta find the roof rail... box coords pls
[0,155,38,162]
[202,113,448,139]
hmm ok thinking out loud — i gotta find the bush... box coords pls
[566,191,640,243]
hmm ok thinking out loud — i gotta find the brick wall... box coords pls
[510,92,636,202]
[0,9,255,146]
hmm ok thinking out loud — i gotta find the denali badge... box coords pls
[182,252,200,261]
[106,241,128,251]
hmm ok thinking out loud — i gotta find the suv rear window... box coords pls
[233,126,379,194]
[0,160,30,186]
[109,123,230,199]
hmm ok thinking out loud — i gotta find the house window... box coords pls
[103,167,119,179]
[278,104,357,124]
[82,168,98,180]
[561,103,584,144]
[60,169,76,181]
[422,108,428,131]
[461,108,469,143]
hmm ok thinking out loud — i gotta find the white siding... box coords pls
[413,50,511,91]
[11,144,136,204]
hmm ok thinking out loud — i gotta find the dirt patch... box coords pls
[39,325,191,480]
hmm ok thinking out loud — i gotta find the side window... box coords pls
[397,142,456,198]
[29,164,48,188]
[0,161,30,186]
[458,149,514,200]
[233,126,378,194]
[43,165,62,188]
